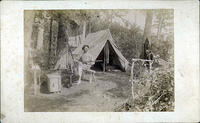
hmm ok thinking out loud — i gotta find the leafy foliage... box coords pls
[151,39,174,61]
[115,64,174,112]
[33,10,173,63]
[32,49,59,71]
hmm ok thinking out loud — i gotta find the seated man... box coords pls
[77,45,96,84]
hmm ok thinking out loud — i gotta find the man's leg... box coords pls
[77,63,82,85]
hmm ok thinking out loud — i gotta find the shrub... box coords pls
[115,64,174,112]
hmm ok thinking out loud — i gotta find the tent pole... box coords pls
[103,47,106,72]
[103,42,110,72]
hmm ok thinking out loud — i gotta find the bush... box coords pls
[115,64,174,112]
[151,38,174,62]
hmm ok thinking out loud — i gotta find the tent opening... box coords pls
[91,40,122,72]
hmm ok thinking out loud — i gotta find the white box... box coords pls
[46,72,62,93]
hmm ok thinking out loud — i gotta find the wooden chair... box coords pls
[73,61,96,84]
[83,69,96,83]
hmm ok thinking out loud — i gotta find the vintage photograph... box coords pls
[24,9,174,112]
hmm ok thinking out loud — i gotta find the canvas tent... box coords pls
[73,29,129,71]
[54,45,74,70]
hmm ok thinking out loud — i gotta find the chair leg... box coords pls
[89,75,92,83]
[93,73,96,82]
[90,71,96,83]
[89,72,94,83]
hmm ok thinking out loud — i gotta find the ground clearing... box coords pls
[24,71,131,112]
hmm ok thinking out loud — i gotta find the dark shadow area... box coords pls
[91,41,122,72]
[40,81,50,94]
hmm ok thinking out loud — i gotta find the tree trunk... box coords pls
[24,11,35,64]
[141,11,153,59]
[157,17,164,40]
[48,18,59,69]
[143,11,153,44]
[24,11,35,82]
[82,21,86,43]
[88,21,92,34]
[48,17,53,69]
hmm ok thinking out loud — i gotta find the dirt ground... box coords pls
[24,71,131,112]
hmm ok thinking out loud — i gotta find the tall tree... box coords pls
[24,11,35,68]
[153,10,173,40]
[151,10,174,61]
[143,11,153,44]
[140,11,153,59]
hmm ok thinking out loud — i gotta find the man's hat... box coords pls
[82,45,89,50]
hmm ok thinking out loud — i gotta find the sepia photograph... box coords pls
[24,9,174,112]
[1,0,200,122]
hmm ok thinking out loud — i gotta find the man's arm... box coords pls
[89,55,95,65]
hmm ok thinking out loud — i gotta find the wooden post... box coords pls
[103,45,107,72]
[131,79,135,100]
[82,21,86,42]
[103,53,106,72]
[32,65,41,95]
[130,61,135,100]
[129,59,154,101]
[103,42,110,72]
[149,60,153,74]
[130,61,134,81]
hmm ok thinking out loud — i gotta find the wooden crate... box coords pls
[46,72,62,93]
